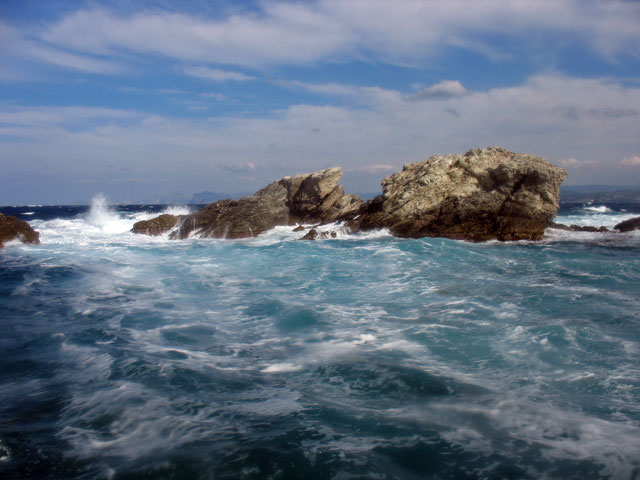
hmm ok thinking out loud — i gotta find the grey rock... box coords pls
[168,168,363,239]
[356,147,567,241]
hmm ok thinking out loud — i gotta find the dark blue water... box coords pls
[1,199,639,479]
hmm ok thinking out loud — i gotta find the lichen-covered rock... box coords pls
[168,168,363,239]
[356,147,567,241]
[131,214,182,236]
[614,217,640,232]
[0,213,40,247]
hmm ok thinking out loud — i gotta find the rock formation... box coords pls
[0,213,40,248]
[614,217,640,232]
[166,167,363,239]
[132,214,183,236]
[134,147,567,242]
[356,147,567,241]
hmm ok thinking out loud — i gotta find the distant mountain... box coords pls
[560,185,640,204]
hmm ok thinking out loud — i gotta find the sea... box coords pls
[1,196,639,480]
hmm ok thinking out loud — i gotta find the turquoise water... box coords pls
[1,199,640,479]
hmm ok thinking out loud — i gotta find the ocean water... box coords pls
[1,196,640,480]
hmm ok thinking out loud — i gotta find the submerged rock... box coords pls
[132,214,182,236]
[0,213,40,247]
[169,167,363,239]
[300,228,338,240]
[356,147,567,241]
[549,222,610,233]
[614,216,640,232]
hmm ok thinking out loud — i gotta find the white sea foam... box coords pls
[584,205,612,213]
[261,363,303,373]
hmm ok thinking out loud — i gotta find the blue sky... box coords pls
[1,0,639,204]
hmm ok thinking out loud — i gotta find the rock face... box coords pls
[0,213,40,247]
[356,147,567,241]
[170,167,363,239]
[614,217,640,232]
[132,214,182,236]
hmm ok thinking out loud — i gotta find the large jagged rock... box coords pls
[134,147,567,242]
[614,217,640,232]
[0,213,40,248]
[169,168,363,239]
[132,214,183,236]
[356,147,567,241]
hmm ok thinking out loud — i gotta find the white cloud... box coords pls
[557,158,598,168]
[0,21,125,75]
[620,155,640,167]
[184,66,254,82]
[2,74,640,201]
[347,164,396,174]
[34,1,640,70]
[407,80,469,101]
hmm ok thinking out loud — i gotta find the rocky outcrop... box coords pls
[614,217,640,232]
[135,147,567,243]
[169,168,363,239]
[0,213,40,248]
[132,214,182,236]
[356,147,567,241]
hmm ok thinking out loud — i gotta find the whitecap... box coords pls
[261,363,303,373]
[584,205,612,213]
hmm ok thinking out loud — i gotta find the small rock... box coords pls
[614,216,640,232]
[0,213,40,248]
[549,222,609,232]
[301,229,318,240]
[132,214,181,236]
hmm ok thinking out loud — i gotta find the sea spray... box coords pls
[86,194,132,234]
[0,202,639,479]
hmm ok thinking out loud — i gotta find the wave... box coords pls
[584,205,613,213]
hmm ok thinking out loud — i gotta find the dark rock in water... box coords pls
[614,216,640,232]
[292,225,306,232]
[132,214,182,236]
[550,222,609,233]
[300,228,339,241]
[0,213,40,247]
[169,167,363,239]
[301,228,318,240]
[356,147,567,241]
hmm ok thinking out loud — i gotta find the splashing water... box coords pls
[86,194,132,234]
[0,202,639,479]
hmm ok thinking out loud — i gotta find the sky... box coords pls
[1,0,640,204]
